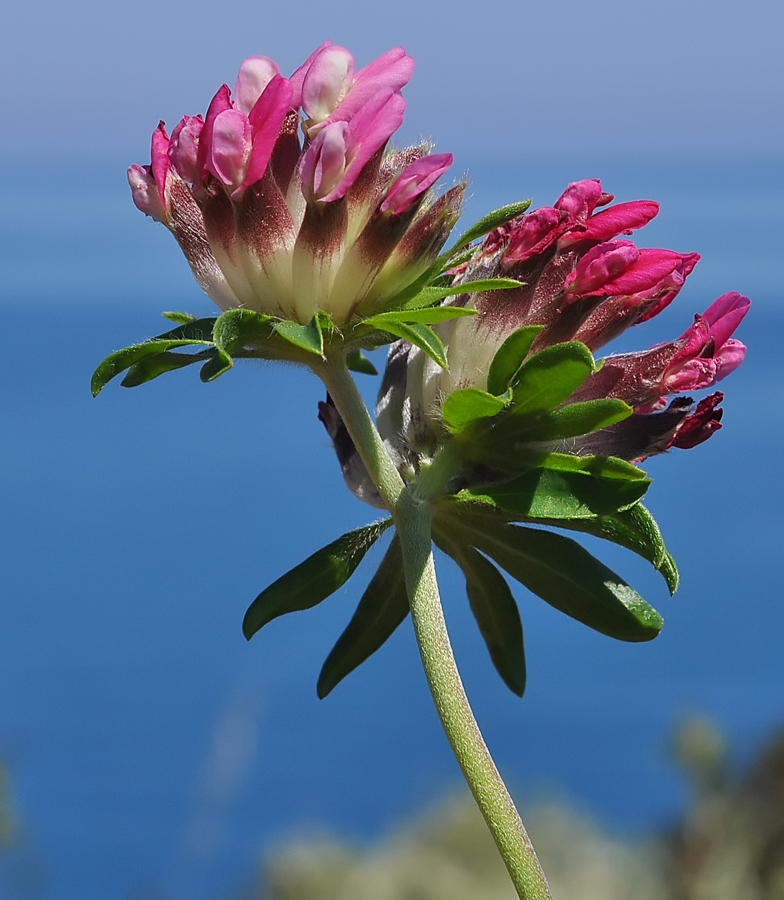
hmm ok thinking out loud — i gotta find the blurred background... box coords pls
[0,0,782,897]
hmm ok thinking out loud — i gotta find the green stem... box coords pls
[396,493,552,900]
[313,353,551,900]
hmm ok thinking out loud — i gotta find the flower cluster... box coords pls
[376,178,748,475]
[128,42,461,325]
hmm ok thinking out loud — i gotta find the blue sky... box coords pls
[3,0,782,162]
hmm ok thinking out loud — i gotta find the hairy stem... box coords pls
[313,352,552,900]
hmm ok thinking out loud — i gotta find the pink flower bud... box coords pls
[234,56,280,115]
[563,240,640,296]
[168,115,204,184]
[380,153,453,216]
[301,45,355,124]
[561,200,660,246]
[504,207,567,264]
[208,109,252,193]
[128,164,167,222]
[554,179,605,225]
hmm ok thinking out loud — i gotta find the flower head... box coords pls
[373,179,748,473]
[128,43,459,326]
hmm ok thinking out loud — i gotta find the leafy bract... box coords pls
[437,536,526,697]
[442,389,511,433]
[486,326,544,396]
[447,515,663,642]
[317,536,409,698]
[242,519,393,640]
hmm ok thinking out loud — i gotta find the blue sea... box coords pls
[0,153,782,899]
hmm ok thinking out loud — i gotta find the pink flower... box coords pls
[128,43,457,325]
[379,179,748,464]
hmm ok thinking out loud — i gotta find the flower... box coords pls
[128,42,461,326]
[372,179,748,475]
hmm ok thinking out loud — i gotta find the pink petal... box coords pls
[569,200,659,244]
[128,164,166,222]
[555,179,604,225]
[289,40,333,109]
[168,115,204,184]
[380,153,453,215]
[234,56,281,115]
[699,291,751,348]
[243,75,294,190]
[300,121,350,201]
[301,45,355,123]
[196,84,233,182]
[714,338,747,380]
[599,248,682,297]
[150,122,171,211]
[208,109,252,191]
[564,240,639,296]
[505,207,567,263]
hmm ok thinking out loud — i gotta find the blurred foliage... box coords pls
[235,719,784,900]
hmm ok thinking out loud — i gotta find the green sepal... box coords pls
[275,315,325,357]
[242,519,393,640]
[91,317,218,396]
[454,466,650,520]
[121,349,212,387]
[317,535,409,699]
[436,200,533,268]
[509,342,596,415]
[495,398,633,443]
[442,388,511,433]
[161,311,197,325]
[406,278,523,308]
[345,349,378,376]
[448,515,663,642]
[533,504,679,595]
[371,320,448,369]
[486,326,544,396]
[436,535,526,697]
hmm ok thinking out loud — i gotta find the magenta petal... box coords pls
[574,200,659,243]
[380,153,453,216]
[243,75,294,189]
[300,121,350,201]
[505,207,567,263]
[353,46,414,93]
[599,248,682,296]
[564,240,639,295]
[234,56,281,115]
[208,109,252,191]
[555,179,603,224]
[150,122,171,211]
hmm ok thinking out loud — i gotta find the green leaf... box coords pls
[486,326,544,396]
[199,348,233,382]
[437,536,526,697]
[533,504,679,595]
[346,349,378,376]
[498,399,633,443]
[455,467,650,519]
[317,536,409,698]
[407,278,523,308]
[372,320,448,368]
[509,342,596,415]
[364,307,477,328]
[243,519,393,640]
[437,200,533,267]
[276,316,325,357]
[121,349,211,387]
[162,311,197,324]
[451,516,663,642]
[442,388,510,433]
[92,336,215,396]
[213,308,274,353]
